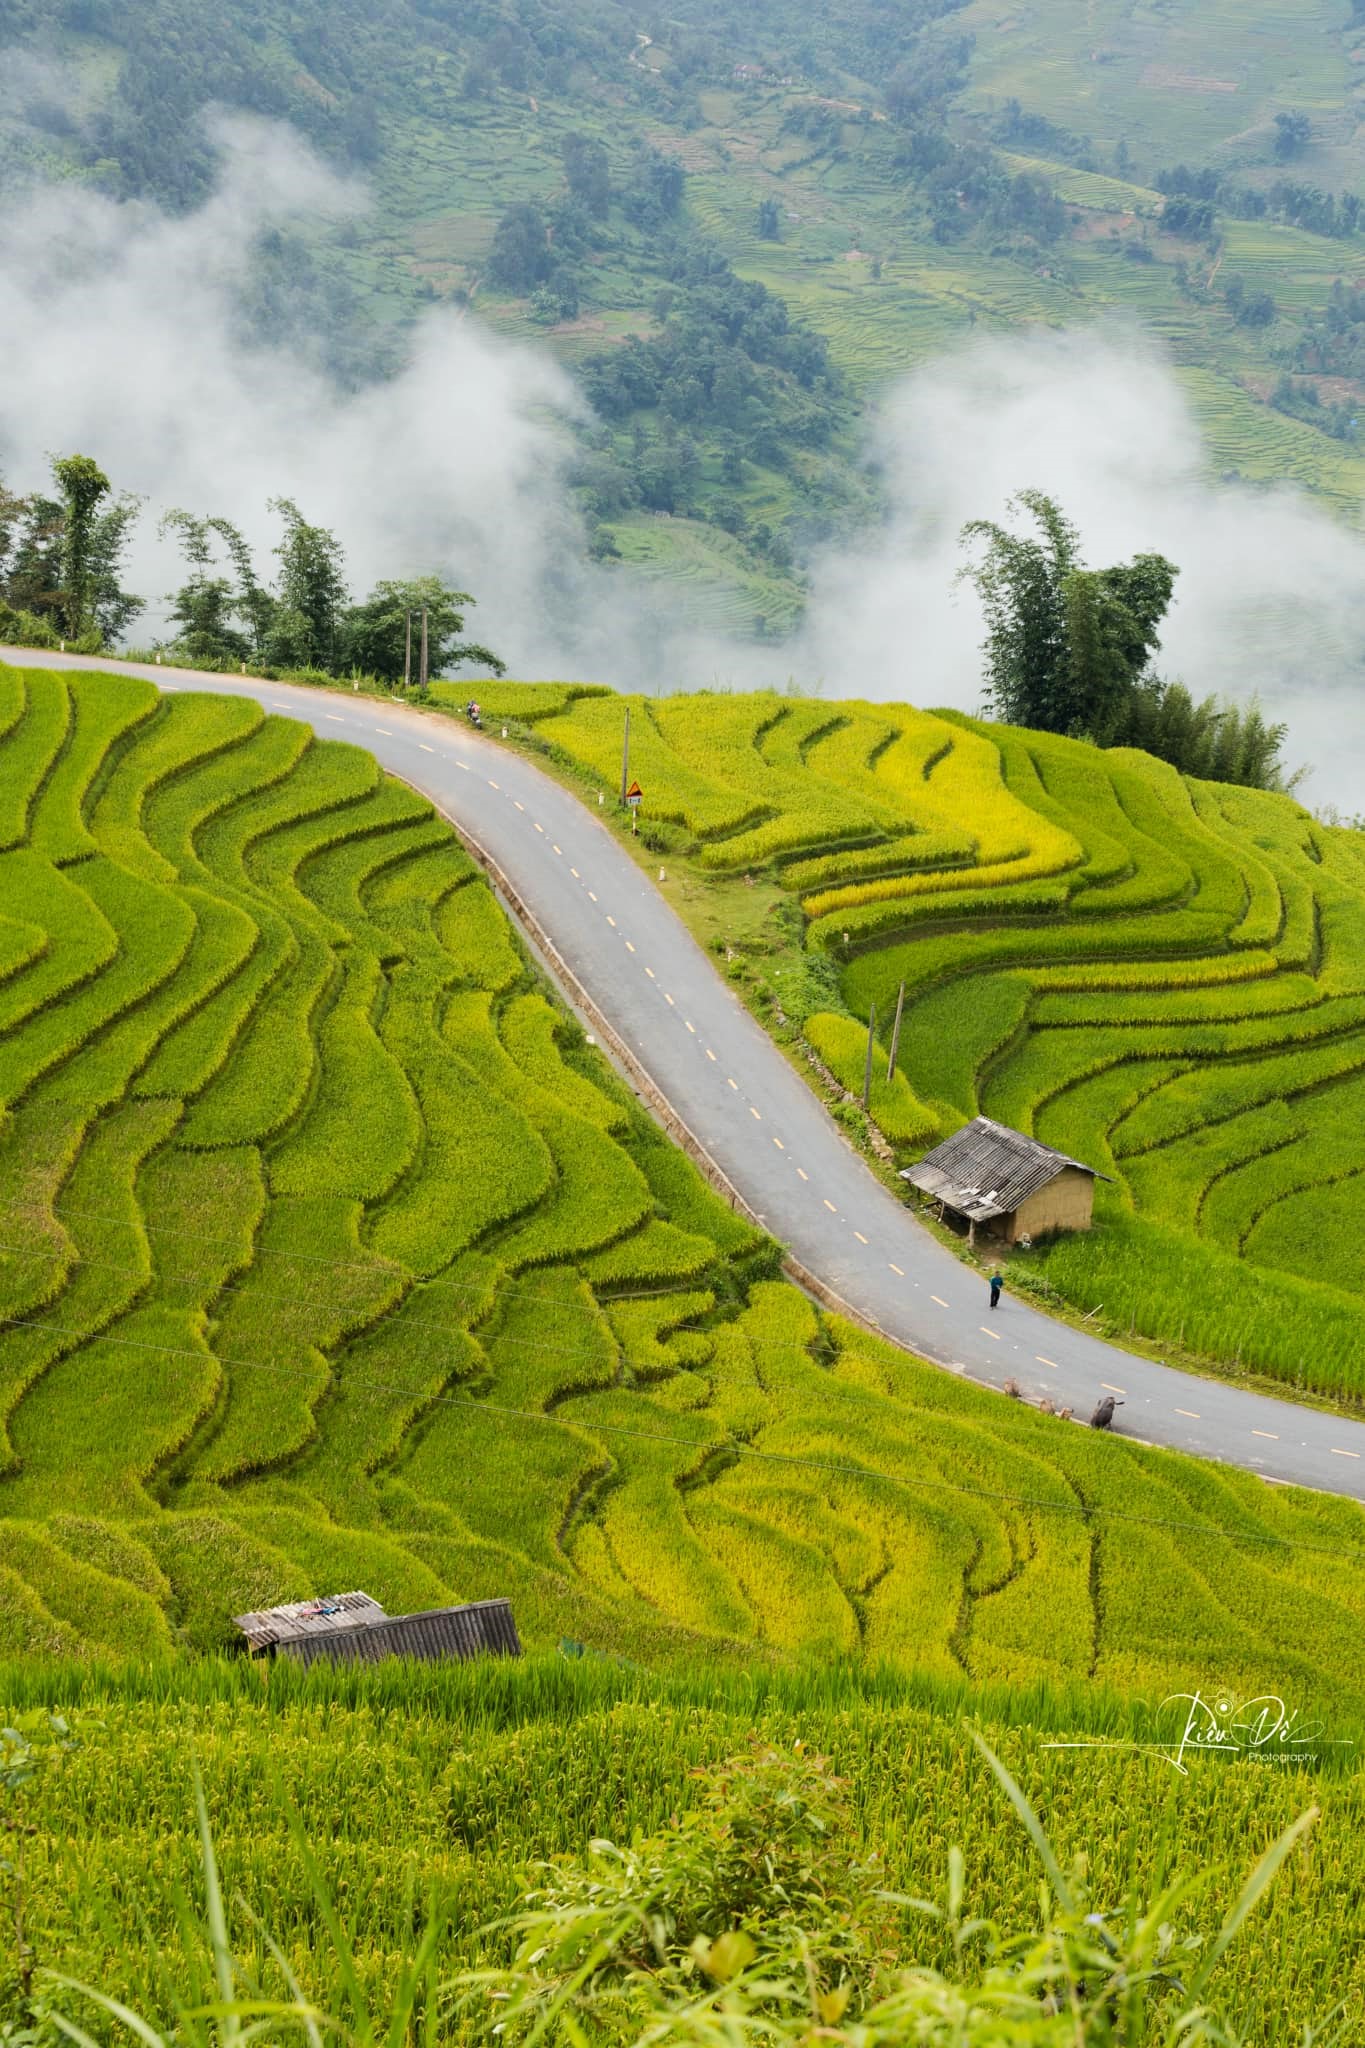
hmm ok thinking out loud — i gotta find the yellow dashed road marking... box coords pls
[1036,1355,1058,1369]
[749,1104,760,1119]
[823,1199,837,1213]
[931,1295,949,1308]
[1175,1408,1200,1420]
[889,1263,904,1276]
[1102,1384,1126,1396]
[773,1136,784,1150]
[325,713,345,722]
[979,1325,1000,1341]
[727,1077,738,1090]
[419,743,435,752]
[1252,1429,1278,1440]
[854,1230,868,1244]
[1331,1446,1361,1458]
[705,1048,715,1060]
[373,727,392,735]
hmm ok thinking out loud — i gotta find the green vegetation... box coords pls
[2,661,1364,1703]
[1,1658,1361,2044]
[2,471,505,683]
[958,490,1290,786]
[470,677,1365,1400]
[11,2,1365,627]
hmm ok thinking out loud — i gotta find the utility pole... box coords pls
[403,610,412,691]
[419,605,429,692]
[861,999,877,1112]
[887,980,906,1079]
[620,704,631,805]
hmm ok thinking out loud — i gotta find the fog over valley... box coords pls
[3,114,1362,803]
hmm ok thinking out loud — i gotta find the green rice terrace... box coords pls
[464,679,1365,1404]
[2,657,1365,1705]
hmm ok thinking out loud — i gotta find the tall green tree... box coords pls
[267,497,348,670]
[959,490,1178,741]
[84,493,145,643]
[52,453,111,637]
[340,577,505,684]
[160,509,252,663]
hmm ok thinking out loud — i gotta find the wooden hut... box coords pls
[233,1592,522,1667]
[900,1116,1109,1244]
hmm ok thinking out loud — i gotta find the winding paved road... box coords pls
[10,648,1365,1502]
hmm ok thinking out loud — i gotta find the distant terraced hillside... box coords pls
[468,682,1365,1402]
[2,660,1364,1695]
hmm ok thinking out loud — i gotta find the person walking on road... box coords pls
[989,1272,1003,1311]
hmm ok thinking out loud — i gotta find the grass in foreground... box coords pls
[1,1657,1359,2045]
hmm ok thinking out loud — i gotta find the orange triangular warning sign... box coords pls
[626,781,643,799]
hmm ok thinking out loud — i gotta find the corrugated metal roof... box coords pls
[900,1116,1110,1221]
[277,1599,522,1667]
[233,1591,387,1653]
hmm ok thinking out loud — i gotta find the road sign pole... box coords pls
[403,610,411,691]
[862,999,877,1111]
[887,979,906,1079]
[419,606,429,692]
[620,705,630,805]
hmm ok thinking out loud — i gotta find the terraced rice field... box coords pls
[1,661,1364,1691]
[477,681,1365,1400]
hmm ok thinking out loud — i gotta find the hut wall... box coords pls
[1007,1168,1095,1242]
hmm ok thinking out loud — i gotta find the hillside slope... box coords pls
[467,679,1365,1400]
[1,660,1364,1702]
[7,0,1365,630]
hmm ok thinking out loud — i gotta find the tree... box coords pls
[486,202,552,293]
[1274,110,1311,163]
[562,133,610,217]
[85,493,145,643]
[1114,678,1294,789]
[0,494,63,623]
[959,489,1078,731]
[268,498,348,671]
[959,490,1178,740]
[160,509,252,663]
[339,577,505,684]
[756,197,781,240]
[52,453,110,637]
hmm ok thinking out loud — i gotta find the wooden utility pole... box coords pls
[861,999,877,1111]
[887,980,906,1079]
[620,704,631,804]
[419,605,429,692]
[403,610,412,691]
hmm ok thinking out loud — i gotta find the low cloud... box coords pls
[797,332,1365,800]
[1,114,1362,800]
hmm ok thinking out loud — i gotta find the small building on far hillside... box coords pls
[233,1592,522,1668]
[900,1117,1109,1244]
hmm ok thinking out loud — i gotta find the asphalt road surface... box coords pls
[10,648,1365,1502]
